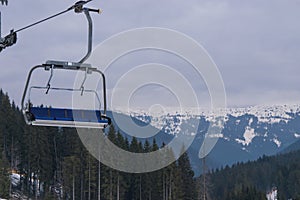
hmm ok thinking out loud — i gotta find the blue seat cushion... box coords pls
[30,107,109,123]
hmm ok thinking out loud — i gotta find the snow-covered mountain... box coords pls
[130,104,300,146]
[117,104,300,174]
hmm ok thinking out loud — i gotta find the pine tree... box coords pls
[62,155,81,199]
[0,152,10,199]
[61,127,85,199]
[165,147,178,200]
[84,153,98,200]
[142,140,152,200]
[178,150,197,200]
[115,131,129,199]
[102,124,118,200]
[127,137,142,200]
[149,139,163,200]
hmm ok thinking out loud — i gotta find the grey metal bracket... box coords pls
[73,3,102,63]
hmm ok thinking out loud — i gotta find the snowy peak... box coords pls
[112,105,300,173]
[122,104,300,157]
[227,104,300,124]
[110,104,300,158]
[128,104,300,133]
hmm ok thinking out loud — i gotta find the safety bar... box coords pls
[28,86,102,111]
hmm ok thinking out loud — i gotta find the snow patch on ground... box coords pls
[235,127,256,146]
[10,173,20,187]
[208,133,224,138]
[294,133,300,138]
[273,138,281,147]
[248,118,253,126]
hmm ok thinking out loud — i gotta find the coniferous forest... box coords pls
[206,149,300,199]
[0,89,196,199]
[1,89,300,199]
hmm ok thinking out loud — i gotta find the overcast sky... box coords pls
[0,0,299,109]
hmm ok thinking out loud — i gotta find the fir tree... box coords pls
[0,152,10,198]
[178,150,197,200]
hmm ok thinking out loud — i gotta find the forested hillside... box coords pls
[205,149,300,199]
[0,89,197,199]
[2,89,300,199]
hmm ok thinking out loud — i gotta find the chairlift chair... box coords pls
[21,1,111,129]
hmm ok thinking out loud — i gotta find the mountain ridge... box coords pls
[116,104,300,174]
